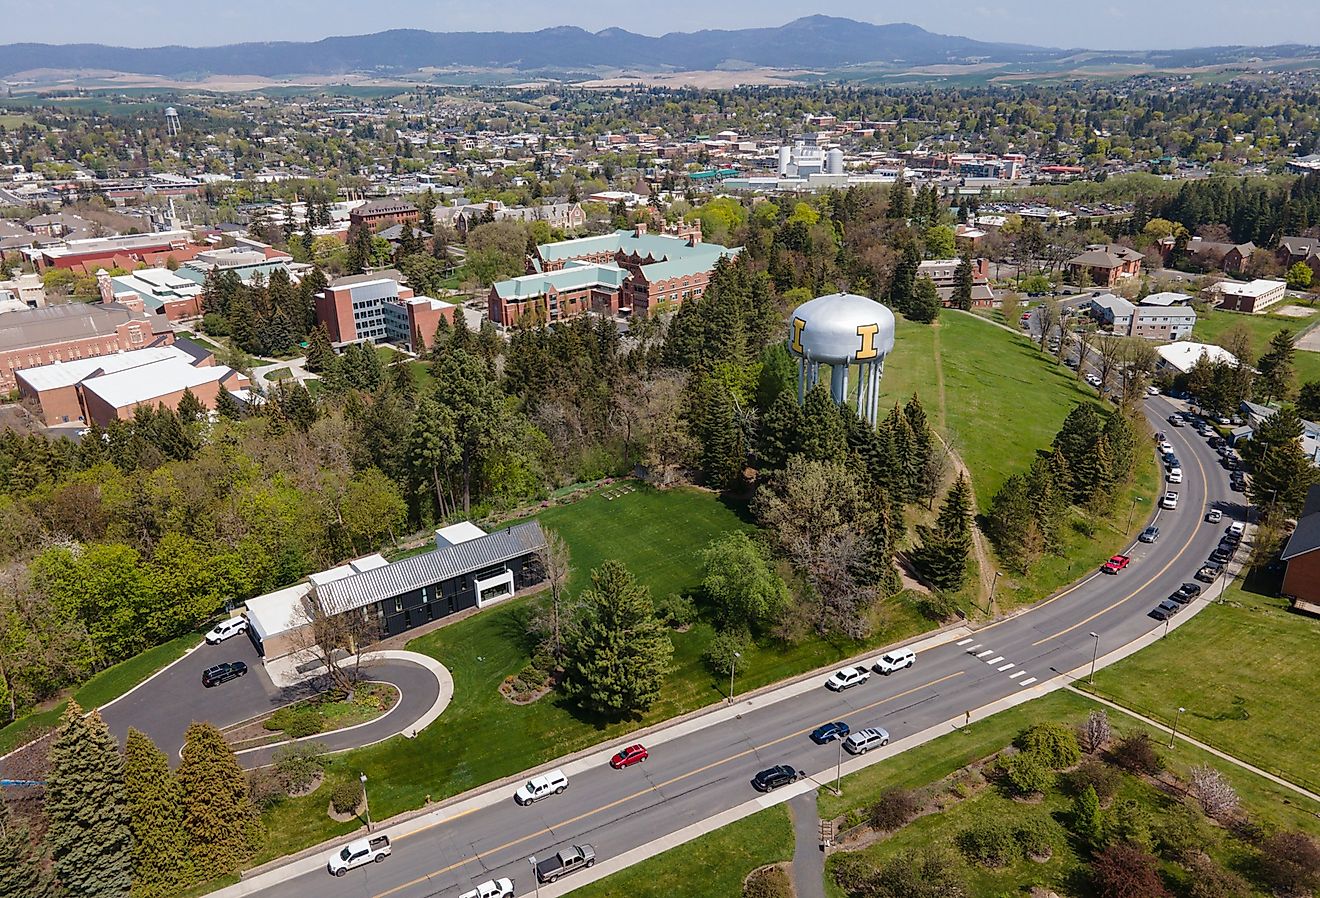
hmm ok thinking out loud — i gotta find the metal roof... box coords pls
[1282,486,1320,561]
[314,521,546,616]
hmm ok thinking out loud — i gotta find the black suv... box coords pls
[752,765,804,792]
[202,662,248,687]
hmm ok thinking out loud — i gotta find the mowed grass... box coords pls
[0,631,201,755]
[571,805,793,898]
[1089,577,1320,791]
[1193,305,1320,383]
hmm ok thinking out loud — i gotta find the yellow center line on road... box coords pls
[371,670,966,898]
[1031,418,1211,646]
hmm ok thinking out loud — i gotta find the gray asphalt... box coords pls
[254,394,1234,898]
[789,792,825,898]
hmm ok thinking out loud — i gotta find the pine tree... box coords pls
[0,793,58,898]
[46,702,133,898]
[176,386,205,425]
[757,389,805,471]
[952,253,974,311]
[887,173,910,220]
[889,239,919,314]
[911,473,974,591]
[693,377,745,487]
[908,275,942,324]
[304,322,336,373]
[125,728,193,898]
[561,561,674,717]
[176,721,262,872]
[1257,328,1298,403]
[1072,784,1106,849]
[986,473,1037,571]
[800,382,848,462]
[214,388,241,420]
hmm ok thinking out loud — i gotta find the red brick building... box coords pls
[348,198,420,233]
[1065,244,1144,287]
[1281,485,1320,616]
[315,274,455,352]
[0,303,174,395]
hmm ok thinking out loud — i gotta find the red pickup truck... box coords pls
[1101,554,1131,574]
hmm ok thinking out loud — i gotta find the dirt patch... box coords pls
[1273,304,1317,318]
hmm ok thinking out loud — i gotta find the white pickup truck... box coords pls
[459,878,514,898]
[327,835,391,876]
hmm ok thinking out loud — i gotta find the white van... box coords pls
[204,617,247,645]
[514,769,568,805]
[873,648,916,675]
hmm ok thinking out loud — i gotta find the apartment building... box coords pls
[1213,279,1287,314]
[315,274,455,352]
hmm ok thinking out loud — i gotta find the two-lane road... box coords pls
[251,396,1233,898]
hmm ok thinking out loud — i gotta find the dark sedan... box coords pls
[810,722,851,744]
[1151,599,1183,621]
[1176,582,1203,600]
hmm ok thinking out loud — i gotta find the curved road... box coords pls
[239,395,1240,898]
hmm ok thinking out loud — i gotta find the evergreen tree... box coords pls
[886,174,910,220]
[1027,455,1068,554]
[214,388,241,420]
[176,721,262,872]
[951,252,974,311]
[346,223,374,273]
[561,561,674,717]
[799,382,848,462]
[691,377,745,487]
[756,389,805,471]
[264,308,295,356]
[0,793,58,898]
[125,728,193,898]
[1257,328,1298,403]
[1073,784,1106,849]
[986,473,1039,572]
[176,387,205,425]
[889,239,920,314]
[908,275,943,324]
[46,702,133,898]
[304,323,336,373]
[911,473,973,591]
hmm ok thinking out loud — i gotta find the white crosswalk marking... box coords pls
[956,638,973,646]
[987,656,1003,665]
[976,650,994,658]
[1019,677,1038,686]
[997,663,1014,671]
[1009,670,1026,679]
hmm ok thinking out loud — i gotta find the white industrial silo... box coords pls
[777,145,792,177]
[826,147,844,175]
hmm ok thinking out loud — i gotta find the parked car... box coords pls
[1153,431,1166,442]
[1158,441,1174,454]
[810,722,851,744]
[1167,414,1182,426]
[610,744,649,769]
[1227,521,1246,538]
[1101,554,1131,574]
[752,765,804,792]
[1139,526,1160,544]
[327,835,391,877]
[1205,509,1223,523]
[825,665,870,691]
[1151,599,1183,621]
[1161,492,1179,510]
[201,662,247,688]
[1167,468,1183,484]
[1210,546,1234,564]
[514,769,568,805]
[1147,385,1160,396]
[535,845,595,884]
[459,879,515,898]
[1177,582,1203,600]
[204,617,247,645]
[1195,562,1223,584]
[843,727,891,755]
[872,647,916,675]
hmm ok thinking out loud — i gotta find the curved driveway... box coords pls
[234,395,1243,898]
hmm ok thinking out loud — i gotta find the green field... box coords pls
[1088,576,1320,791]
[1193,306,1320,384]
[0,631,200,754]
[375,345,433,390]
[572,805,793,898]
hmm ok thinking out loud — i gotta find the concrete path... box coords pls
[788,792,825,898]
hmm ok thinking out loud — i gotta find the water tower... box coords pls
[788,292,896,427]
[165,106,181,137]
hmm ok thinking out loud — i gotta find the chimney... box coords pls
[634,222,647,236]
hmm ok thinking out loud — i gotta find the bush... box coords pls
[329,778,364,815]
[1154,804,1220,861]
[1108,733,1163,775]
[830,853,878,898]
[1091,842,1169,898]
[1065,757,1121,802]
[743,865,792,898]
[1015,722,1082,769]
[246,768,285,811]
[1107,799,1154,852]
[703,630,751,677]
[1185,852,1251,898]
[997,750,1054,796]
[273,741,325,793]
[957,817,1022,867]
[1072,784,1106,850]
[1014,814,1060,859]
[654,592,698,629]
[1257,831,1320,898]
[869,788,921,831]
[875,845,968,898]
[265,704,323,739]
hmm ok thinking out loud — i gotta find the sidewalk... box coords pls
[788,793,825,898]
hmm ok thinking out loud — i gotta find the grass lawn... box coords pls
[1088,574,1320,792]
[572,805,793,898]
[263,367,292,382]
[176,331,224,353]
[375,345,433,390]
[0,631,200,755]
[1193,305,1320,383]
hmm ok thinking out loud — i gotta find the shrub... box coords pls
[1257,831,1320,898]
[958,817,1023,867]
[702,630,751,677]
[1014,814,1060,859]
[273,741,325,793]
[329,778,364,815]
[1107,799,1154,852]
[869,787,921,832]
[875,845,968,898]
[264,704,323,739]
[246,768,285,811]
[743,865,792,898]
[1080,709,1113,753]
[654,592,698,628]
[830,853,878,898]
[997,750,1054,796]
[1091,842,1170,898]
[1065,757,1121,802]
[1184,852,1251,898]
[1108,733,1163,775]
[1154,804,1220,861]
[1072,784,1106,849]
[1188,764,1239,821]
[1015,722,1082,769]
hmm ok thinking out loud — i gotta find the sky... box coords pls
[0,0,1314,52]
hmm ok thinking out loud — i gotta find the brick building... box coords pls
[29,230,196,273]
[0,303,173,394]
[315,274,455,352]
[1281,485,1320,616]
[1212,279,1287,314]
[348,198,420,233]
[917,258,994,306]
[1065,244,1144,287]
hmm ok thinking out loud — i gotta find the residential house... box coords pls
[1276,235,1320,281]
[1066,244,1144,287]
[1088,293,1135,332]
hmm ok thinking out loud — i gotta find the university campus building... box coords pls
[315,273,456,353]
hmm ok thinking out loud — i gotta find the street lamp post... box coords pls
[834,737,843,797]
[988,570,1002,612]
[1169,707,1186,748]
[728,651,741,704]
[1088,632,1100,686]
[529,856,540,898]
[1126,496,1146,534]
[360,772,371,831]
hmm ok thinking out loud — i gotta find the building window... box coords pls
[394,597,403,613]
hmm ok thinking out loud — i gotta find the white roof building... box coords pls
[78,356,237,411]
[1155,341,1239,374]
[1139,291,1192,307]
[15,344,187,392]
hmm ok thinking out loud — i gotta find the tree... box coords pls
[908,274,942,324]
[700,531,788,632]
[533,528,573,662]
[1091,842,1169,898]
[176,721,262,871]
[1258,831,1320,898]
[0,792,57,898]
[1072,784,1106,849]
[286,591,382,693]
[951,253,974,310]
[431,350,505,514]
[911,473,973,591]
[1080,709,1112,753]
[561,561,673,717]
[1287,261,1314,290]
[1015,722,1081,768]
[924,224,956,259]
[1257,328,1298,403]
[124,728,194,898]
[46,702,133,898]
[1298,379,1320,421]
[1188,764,1239,821]
[176,386,205,425]
[1246,406,1319,518]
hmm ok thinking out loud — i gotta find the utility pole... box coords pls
[360,772,371,831]
[728,651,741,704]
[834,737,843,796]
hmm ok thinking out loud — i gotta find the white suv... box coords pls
[1167,467,1183,484]
[460,879,514,898]
[873,648,916,675]
[1161,491,1178,510]
[843,727,891,755]
[205,617,247,645]
[514,769,568,805]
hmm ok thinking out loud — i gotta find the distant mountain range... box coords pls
[0,16,1316,81]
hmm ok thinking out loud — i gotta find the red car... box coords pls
[610,744,649,769]
[1101,554,1131,574]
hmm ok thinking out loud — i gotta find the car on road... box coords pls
[1230,474,1247,492]
[1205,509,1223,523]
[1227,521,1245,538]
[1177,582,1203,600]
[1195,562,1223,583]
[1101,554,1131,574]
[752,765,804,792]
[1139,526,1160,544]
[844,727,891,755]
[1169,415,1185,427]
[535,845,595,884]
[873,647,916,675]
[1163,453,1179,468]
[811,722,851,744]
[1167,467,1183,484]
[327,835,390,877]
[201,662,247,687]
[1158,441,1174,454]
[826,665,871,691]
[1147,385,1160,396]
[459,879,515,898]
[1210,546,1234,564]
[514,769,568,805]
[1161,491,1179,510]
[204,617,247,644]
[1154,431,1166,442]
[610,744,649,769]
[1151,599,1183,621]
